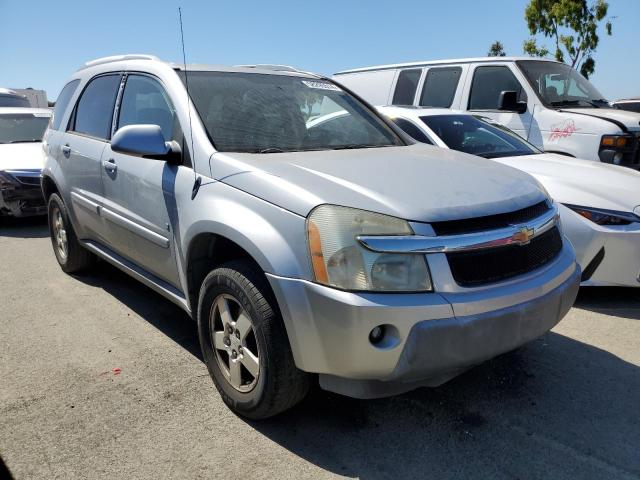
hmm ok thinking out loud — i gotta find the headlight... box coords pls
[565,204,640,226]
[307,205,432,292]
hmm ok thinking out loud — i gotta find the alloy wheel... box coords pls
[210,294,260,392]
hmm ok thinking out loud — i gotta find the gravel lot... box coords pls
[1,217,639,480]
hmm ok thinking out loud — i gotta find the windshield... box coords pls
[0,113,50,144]
[517,60,608,108]
[420,114,540,159]
[179,71,404,153]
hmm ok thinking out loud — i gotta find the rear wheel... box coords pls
[197,260,310,419]
[47,193,94,273]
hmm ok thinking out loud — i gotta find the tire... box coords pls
[47,193,94,274]
[197,260,311,419]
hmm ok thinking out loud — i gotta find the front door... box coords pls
[100,73,182,289]
[465,64,533,140]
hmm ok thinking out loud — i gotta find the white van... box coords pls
[334,57,640,169]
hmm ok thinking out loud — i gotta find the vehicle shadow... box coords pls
[0,215,48,238]
[71,262,639,479]
[73,260,201,360]
[575,286,640,320]
[248,334,640,479]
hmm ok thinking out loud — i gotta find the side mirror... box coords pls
[498,91,527,114]
[111,124,181,162]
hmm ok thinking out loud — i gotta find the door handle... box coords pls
[103,158,117,174]
[62,144,71,158]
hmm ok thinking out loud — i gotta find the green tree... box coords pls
[487,41,507,57]
[523,0,612,78]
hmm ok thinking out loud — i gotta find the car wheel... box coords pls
[197,260,311,419]
[47,193,94,273]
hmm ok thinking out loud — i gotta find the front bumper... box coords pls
[0,171,46,217]
[267,242,580,398]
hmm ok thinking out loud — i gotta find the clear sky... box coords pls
[1,0,638,101]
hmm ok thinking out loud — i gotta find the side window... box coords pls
[391,118,433,144]
[117,75,176,141]
[51,80,80,130]
[71,75,121,140]
[392,69,422,105]
[468,66,527,110]
[419,67,462,108]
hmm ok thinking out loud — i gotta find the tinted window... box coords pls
[419,67,461,108]
[468,66,526,110]
[51,80,80,130]
[118,75,175,140]
[420,114,539,158]
[392,69,421,105]
[391,117,432,144]
[0,95,30,108]
[616,102,640,113]
[179,71,403,153]
[72,75,120,140]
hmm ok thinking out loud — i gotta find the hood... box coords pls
[211,144,547,222]
[495,153,640,213]
[0,142,45,171]
[562,107,640,131]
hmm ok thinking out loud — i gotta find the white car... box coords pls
[334,58,640,169]
[0,107,51,217]
[375,106,640,288]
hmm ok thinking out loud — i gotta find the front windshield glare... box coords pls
[180,71,404,153]
[517,60,607,107]
[0,114,50,144]
[420,114,539,159]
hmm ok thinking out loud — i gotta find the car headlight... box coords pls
[0,171,19,188]
[307,205,432,292]
[565,204,640,226]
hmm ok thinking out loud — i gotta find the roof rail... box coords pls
[237,64,302,73]
[80,54,160,70]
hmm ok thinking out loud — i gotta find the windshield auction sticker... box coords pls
[302,80,342,91]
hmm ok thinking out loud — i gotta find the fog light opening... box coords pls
[368,324,401,349]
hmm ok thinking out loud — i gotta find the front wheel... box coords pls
[197,260,310,419]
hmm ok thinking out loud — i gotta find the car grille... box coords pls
[447,226,563,286]
[430,200,551,236]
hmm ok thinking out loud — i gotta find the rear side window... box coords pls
[391,117,433,144]
[51,80,80,130]
[468,66,526,110]
[71,74,121,140]
[419,67,461,108]
[392,69,421,105]
[117,75,176,141]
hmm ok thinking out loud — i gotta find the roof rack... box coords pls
[237,64,303,73]
[80,54,160,70]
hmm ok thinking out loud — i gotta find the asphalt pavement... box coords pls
[1,216,639,479]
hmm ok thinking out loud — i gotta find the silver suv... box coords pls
[42,55,580,418]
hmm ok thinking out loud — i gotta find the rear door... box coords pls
[463,63,533,139]
[61,74,121,242]
[99,73,182,288]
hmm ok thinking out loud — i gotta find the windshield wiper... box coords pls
[257,148,285,154]
[331,144,386,150]
[8,139,41,144]
[550,99,600,108]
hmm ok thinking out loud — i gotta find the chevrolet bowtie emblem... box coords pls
[512,226,535,245]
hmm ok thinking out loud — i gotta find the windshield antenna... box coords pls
[178,7,201,199]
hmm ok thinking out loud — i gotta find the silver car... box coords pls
[42,55,580,419]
